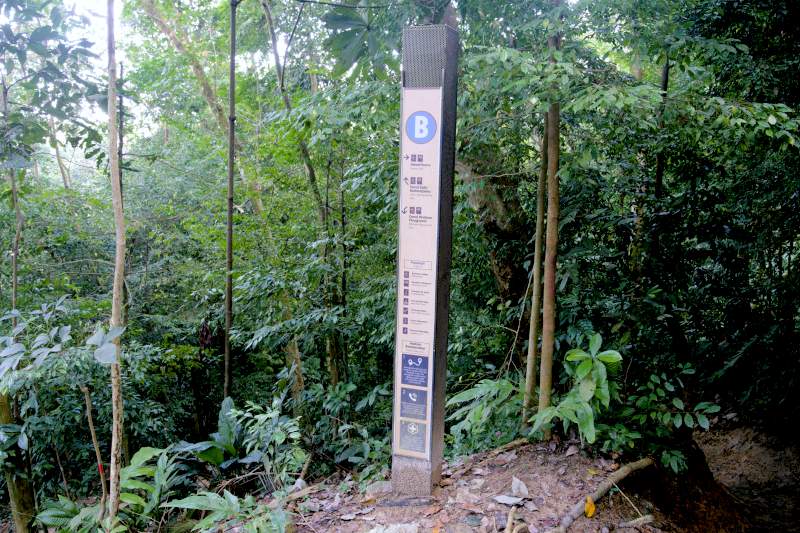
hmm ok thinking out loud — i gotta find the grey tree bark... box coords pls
[106,0,126,520]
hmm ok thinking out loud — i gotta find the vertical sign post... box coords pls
[392,24,459,498]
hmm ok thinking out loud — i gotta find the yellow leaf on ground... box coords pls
[585,495,596,518]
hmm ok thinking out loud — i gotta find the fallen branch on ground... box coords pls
[618,514,654,529]
[546,457,655,533]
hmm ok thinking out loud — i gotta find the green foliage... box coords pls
[231,398,306,489]
[2,0,799,513]
[37,446,189,531]
[305,382,391,483]
[174,397,244,469]
[163,490,290,532]
[446,377,521,455]
[531,334,622,444]
[614,364,719,472]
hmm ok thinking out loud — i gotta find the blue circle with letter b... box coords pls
[406,111,437,144]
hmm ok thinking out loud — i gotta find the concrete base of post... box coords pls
[391,454,441,497]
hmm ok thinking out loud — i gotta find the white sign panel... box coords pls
[393,86,443,460]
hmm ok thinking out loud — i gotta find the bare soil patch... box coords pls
[292,441,666,532]
[697,426,800,532]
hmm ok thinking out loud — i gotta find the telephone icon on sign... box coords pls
[408,392,418,402]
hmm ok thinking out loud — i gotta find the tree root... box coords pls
[546,457,655,532]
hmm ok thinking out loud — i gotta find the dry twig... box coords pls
[546,457,654,532]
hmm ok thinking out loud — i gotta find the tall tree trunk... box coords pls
[654,55,670,199]
[537,14,562,438]
[48,117,71,189]
[260,0,326,225]
[522,113,548,430]
[261,0,341,385]
[224,0,238,399]
[322,158,340,386]
[339,171,349,381]
[0,396,35,533]
[280,292,305,412]
[453,160,528,303]
[140,0,263,214]
[81,386,108,521]
[106,0,126,520]
[1,77,37,533]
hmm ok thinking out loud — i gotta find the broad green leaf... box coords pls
[576,358,592,380]
[576,402,596,443]
[162,492,228,512]
[565,348,590,361]
[120,492,146,508]
[85,327,104,346]
[578,377,596,402]
[589,333,602,356]
[93,343,117,364]
[104,326,125,343]
[322,8,367,30]
[597,350,622,363]
[129,447,163,467]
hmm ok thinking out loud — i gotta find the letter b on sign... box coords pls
[406,111,437,144]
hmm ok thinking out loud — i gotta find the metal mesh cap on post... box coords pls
[402,25,458,89]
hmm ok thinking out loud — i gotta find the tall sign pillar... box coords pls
[392,24,459,498]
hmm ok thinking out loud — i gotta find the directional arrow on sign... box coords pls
[401,207,408,214]
[404,154,410,160]
[404,177,409,185]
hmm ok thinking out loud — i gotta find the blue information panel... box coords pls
[393,87,443,460]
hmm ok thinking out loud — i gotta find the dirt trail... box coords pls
[697,426,800,532]
[292,441,665,532]
[288,426,797,532]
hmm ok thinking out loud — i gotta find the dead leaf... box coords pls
[492,451,517,466]
[557,466,567,476]
[440,478,454,487]
[470,478,485,491]
[472,467,486,476]
[341,513,356,521]
[511,476,529,498]
[584,496,596,518]
[493,495,524,506]
[423,505,442,517]
[524,500,539,512]
[565,445,579,457]
[459,502,484,514]
[455,488,481,504]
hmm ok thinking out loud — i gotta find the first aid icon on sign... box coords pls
[406,111,437,144]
